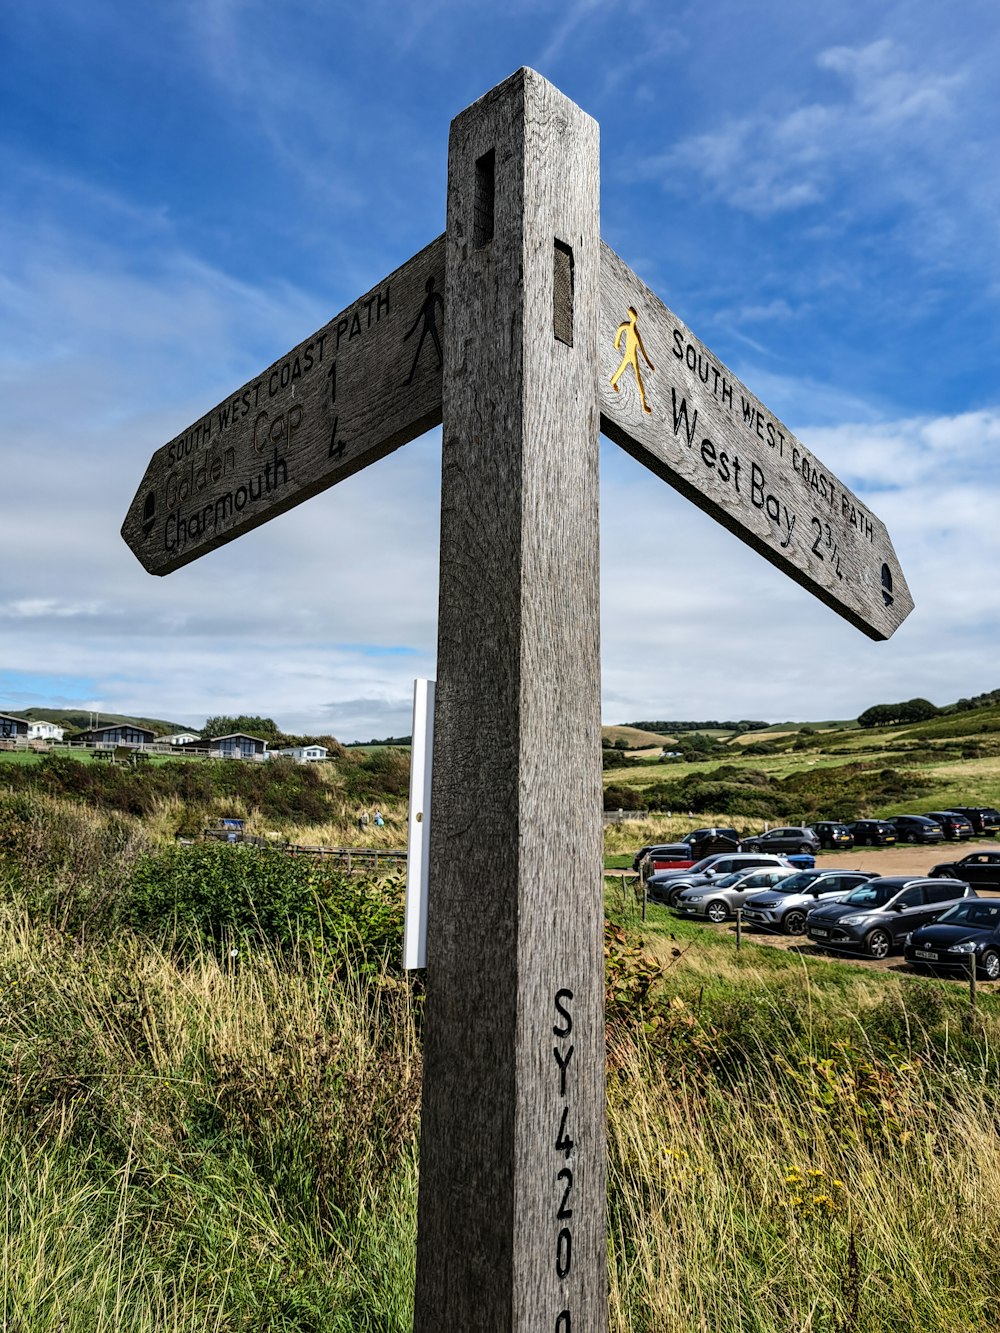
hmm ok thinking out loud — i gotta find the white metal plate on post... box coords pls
[403,678,434,970]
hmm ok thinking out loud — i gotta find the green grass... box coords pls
[4,787,1000,1329]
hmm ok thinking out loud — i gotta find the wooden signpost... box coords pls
[122,67,913,1333]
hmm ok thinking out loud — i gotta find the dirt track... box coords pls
[811,837,999,880]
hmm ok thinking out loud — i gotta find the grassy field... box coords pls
[1,816,998,1329]
[602,705,1000,826]
[1,768,1000,1328]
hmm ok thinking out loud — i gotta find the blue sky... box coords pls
[3,1,1000,739]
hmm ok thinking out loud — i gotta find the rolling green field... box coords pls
[603,705,1000,825]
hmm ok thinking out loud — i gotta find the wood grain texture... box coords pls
[414,69,606,1333]
[121,236,444,574]
[598,243,914,640]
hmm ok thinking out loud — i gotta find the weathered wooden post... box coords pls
[414,70,606,1333]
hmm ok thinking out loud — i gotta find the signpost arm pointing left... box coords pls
[121,236,445,575]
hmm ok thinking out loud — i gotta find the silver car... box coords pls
[676,867,798,923]
[741,869,877,935]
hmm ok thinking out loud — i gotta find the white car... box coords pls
[741,869,877,935]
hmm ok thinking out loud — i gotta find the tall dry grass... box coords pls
[0,906,420,1329]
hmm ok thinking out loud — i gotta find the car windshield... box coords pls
[711,872,745,888]
[935,902,1000,928]
[689,855,725,872]
[765,872,821,894]
[839,882,898,908]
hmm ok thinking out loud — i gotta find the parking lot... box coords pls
[642,839,1000,981]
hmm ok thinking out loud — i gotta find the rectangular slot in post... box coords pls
[553,238,574,346]
[474,149,495,248]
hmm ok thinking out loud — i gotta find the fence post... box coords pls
[969,956,977,1008]
[735,908,743,952]
[641,875,647,923]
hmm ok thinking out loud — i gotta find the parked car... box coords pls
[806,877,976,959]
[740,826,820,855]
[808,822,855,851]
[904,898,1000,980]
[929,850,1000,890]
[686,827,741,855]
[922,811,975,840]
[646,853,793,908]
[888,815,945,845]
[949,806,1000,837]
[633,827,740,873]
[675,867,798,923]
[848,819,897,847]
[742,869,877,935]
[633,843,690,873]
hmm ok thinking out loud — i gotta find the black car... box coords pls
[950,806,1000,837]
[633,827,740,872]
[849,820,897,847]
[686,827,741,858]
[922,811,975,840]
[741,826,820,855]
[889,815,945,845]
[929,850,1000,890]
[809,822,855,851]
[805,876,976,959]
[904,899,1000,980]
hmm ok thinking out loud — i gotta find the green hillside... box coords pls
[602,702,1000,821]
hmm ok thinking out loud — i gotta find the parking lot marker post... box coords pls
[413,70,607,1333]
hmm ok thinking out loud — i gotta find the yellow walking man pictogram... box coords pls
[611,306,654,415]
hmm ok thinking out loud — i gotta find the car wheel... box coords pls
[669,885,687,909]
[865,929,891,961]
[980,950,1000,982]
[905,832,917,844]
[705,900,728,924]
[783,909,807,935]
[798,843,812,854]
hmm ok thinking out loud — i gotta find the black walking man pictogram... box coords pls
[403,276,444,384]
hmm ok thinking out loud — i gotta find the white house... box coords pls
[158,732,202,746]
[271,745,328,763]
[27,720,64,742]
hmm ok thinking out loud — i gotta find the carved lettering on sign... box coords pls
[552,987,575,1328]
[122,237,446,576]
[599,242,913,640]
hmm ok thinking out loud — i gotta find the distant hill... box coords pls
[602,725,675,748]
[5,708,195,736]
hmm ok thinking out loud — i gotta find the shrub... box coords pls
[121,842,403,968]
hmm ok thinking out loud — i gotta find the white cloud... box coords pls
[650,38,966,220]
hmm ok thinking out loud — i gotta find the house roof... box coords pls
[207,733,268,744]
[78,723,156,738]
[0,713,28,727]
